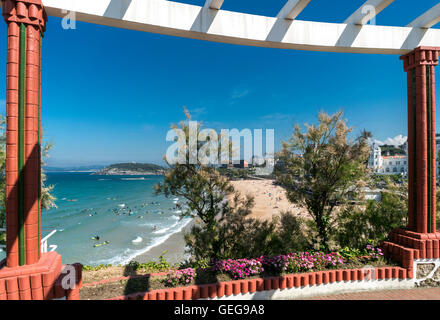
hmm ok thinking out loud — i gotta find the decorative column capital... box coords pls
[2,0,47,34]
[400,47,440,72]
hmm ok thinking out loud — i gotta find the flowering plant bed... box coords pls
[80,248,397,300]
[164,268,196,287]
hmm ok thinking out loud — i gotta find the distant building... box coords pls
[252,155,275,168]
[369,136,440,178]
[368,143,384,172]
[220,160,249,169]
[220,161,234,169]
[252,155,265,166]
[234,160,249,168]
[368,142,408,175]
[381,155,407,174]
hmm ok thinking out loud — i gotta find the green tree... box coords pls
[183,192,254,261]
[0,115,56,230]
[155,112,232,230]
[155,109,253,260]
[156,110,309,262]
[275,111,371,251]
[336,176,408,249]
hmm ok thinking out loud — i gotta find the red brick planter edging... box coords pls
[0,252,82,300]
[105,266,410,300]
[382,228,440,277]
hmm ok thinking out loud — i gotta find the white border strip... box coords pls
[7,0,439,54]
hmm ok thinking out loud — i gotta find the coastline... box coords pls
[132,219,194,265]
[92,172,165,176]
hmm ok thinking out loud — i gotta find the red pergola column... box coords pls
[0,0,82,300]
[401,47,438,234]
[3,0,46,267]
[382,47,440,275]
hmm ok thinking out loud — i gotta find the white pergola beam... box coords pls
[277,0,311,20]
[345,0,394,25]
[4,0,439,55]
[407,3,440,29]
[204,0,224,10]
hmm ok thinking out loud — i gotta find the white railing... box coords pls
[0,228,57,253]
[41,230,58,253]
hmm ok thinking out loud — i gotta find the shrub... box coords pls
[0,232,5,245]
[262,252,344,274]
[82,264,113,271]
[365,244,383,261]
[164,268,195,287]
[127,251,174,272]
[338,244,383,262]
[335,184,407,249]
[168,248,374,286]
[262,254,302,274]
[213,251,344,278]
[178,257,211,270]
[337,247,362,261]
[185,210,309,262]
[214,258,264,280]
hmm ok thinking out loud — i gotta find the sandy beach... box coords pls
[230,178,310,221]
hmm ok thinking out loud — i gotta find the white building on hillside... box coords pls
[370,136,440,179]
[381,155,407,174]
[368,142,408,175]
[368,143,383,172]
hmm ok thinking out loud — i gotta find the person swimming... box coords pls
[91,235,100,241]
[94,240,109,248]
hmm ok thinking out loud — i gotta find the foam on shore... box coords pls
[91,217,192,266]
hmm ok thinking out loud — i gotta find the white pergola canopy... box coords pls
[3,0,440,54]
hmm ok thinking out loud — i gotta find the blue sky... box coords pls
[1,0,440,166]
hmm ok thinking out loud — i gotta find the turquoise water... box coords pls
[0,172,191,266]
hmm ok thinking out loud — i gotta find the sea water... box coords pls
[0,172,191,266]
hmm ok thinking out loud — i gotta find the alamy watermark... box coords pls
[362,265,377,282]
[165,121,275,175]
[61,265,77,290]
[361,5,377,25]
[61,10,76,30]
